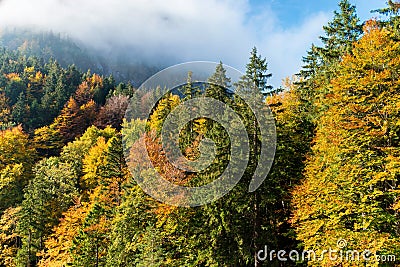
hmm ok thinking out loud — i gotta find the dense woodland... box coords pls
[1,1,400,266]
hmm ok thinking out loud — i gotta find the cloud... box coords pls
[255,12,329,86]
[0,0,329,86]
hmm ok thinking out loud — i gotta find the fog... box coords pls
[0,0,349,86]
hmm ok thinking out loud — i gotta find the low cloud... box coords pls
[0,0,330,86]
[256,12,329,86]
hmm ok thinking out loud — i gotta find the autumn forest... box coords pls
[1,1,400,266]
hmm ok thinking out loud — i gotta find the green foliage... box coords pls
[4,3,400,267]
[239,47,274,97]
[16,157,78,266]
[318,0,362,64]
[106,184,160,267]
[297,0,362,121]
[373,0,400,38]
[206,61,232,102]
[71,202,110,267]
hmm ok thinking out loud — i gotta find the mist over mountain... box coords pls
[0,29,161,86]
[0,0,337,87]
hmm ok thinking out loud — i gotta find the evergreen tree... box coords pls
[71,201,110,267]
[101,134,129,204]
[235,48,272,267]
[296,0,362,123]
[16,158,78,266]
[318,0,362,65]
[11,92,30,128]
[205,61,232,102]
[106,183,158,267]
[40,61,67,125]
[240,47,274,97]
[373,0,400,38]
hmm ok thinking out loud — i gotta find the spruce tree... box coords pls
[16,158,77,266]
[228,47,275,266]
[373,0,400,38]
[240,47,274,97]
[297,0,362,122]
[318,0,362,65]
[205,61,231,102]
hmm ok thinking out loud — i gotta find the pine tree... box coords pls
[240,47,274,97]
[205,61,232,102]
[373,0,400,38]
[234,47,274,267]
[106,183,159,267]
[71,201,110,267]
[11,92,30,128]
[16,157,78,266]
[296,0,362,125]
[318,0,362,65]
[40,61,68,125]
[100,134,129,205]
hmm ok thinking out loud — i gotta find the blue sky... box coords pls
[249,0,384,28]
[0,0,390,87]
[244,0,386,85]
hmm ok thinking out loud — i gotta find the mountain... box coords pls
[0,28,160,86]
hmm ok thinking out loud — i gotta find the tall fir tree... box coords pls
[16,158,77,267]
[318,0,362,65]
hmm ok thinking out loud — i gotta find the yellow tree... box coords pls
[81,137,108,191]
[0,207,21,267]
[148,93,180,134]
[0,126,35,211]
[38,127,119,267]
[37,199,89,267]
[291,20,400,266]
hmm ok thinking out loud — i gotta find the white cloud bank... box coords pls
[0,0,330,87]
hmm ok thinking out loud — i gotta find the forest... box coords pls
[1,0,400,266]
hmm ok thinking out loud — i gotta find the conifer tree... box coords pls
[205,61,232,102]
[240,47,274,97]
[318,0,362,65]
[17,158,77,266]
[373,0,400,38]
[297,0,362,123]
